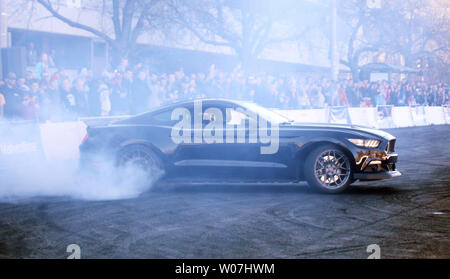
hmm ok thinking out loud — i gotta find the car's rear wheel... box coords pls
[117,145,164,184]
[304,144,353,193]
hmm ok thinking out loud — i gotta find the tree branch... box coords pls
[131,0,159,44]
[169,3,234,48]
[36,0,113,43]
[121,0,136,43]
[112,0,122,39]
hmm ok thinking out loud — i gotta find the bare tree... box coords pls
[31,0,165,66]
[338,0,390,80]
[339,0,449,82]
[168,0,323,70]
[383,0,449,82]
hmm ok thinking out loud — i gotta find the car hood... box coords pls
[287,122,396,140]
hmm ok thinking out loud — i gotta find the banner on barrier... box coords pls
[410,106,427,126]
[327,107,351,124]
[0,120,45,170]
[376,105,396,128]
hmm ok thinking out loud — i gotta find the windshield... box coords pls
[240,102,290,124]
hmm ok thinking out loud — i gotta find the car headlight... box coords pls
[348,139,381,148]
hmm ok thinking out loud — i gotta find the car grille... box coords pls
[386,139,396,153]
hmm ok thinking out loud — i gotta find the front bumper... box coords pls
[354,148,401,181]
[354,170,402,181]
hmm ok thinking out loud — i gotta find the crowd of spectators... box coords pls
[0,56,449,122]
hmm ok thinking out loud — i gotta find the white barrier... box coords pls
[410,106,427,126]
[348,107,377,127]
[277,106,447,129]
[443,106,450,124]
[39,121,87,161]
[35,106,447,161]
[425,107,446,125]
[375,106,396,129]
[391,106,415,128]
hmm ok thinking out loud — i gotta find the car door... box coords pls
[168,101,230,179]
[219,104,290,180]
[167,101,267,180]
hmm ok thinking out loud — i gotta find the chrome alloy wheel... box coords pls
[314,150,351,189]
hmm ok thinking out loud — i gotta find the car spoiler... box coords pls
[78,115,132,128]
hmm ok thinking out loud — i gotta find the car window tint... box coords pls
[201,106,225,128]
[152,109,176,123]
[226,109,247,126]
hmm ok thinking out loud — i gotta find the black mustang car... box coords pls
[79,99,401,193]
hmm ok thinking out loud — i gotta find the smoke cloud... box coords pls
[0,120,162,201]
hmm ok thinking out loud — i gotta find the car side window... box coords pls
[226,109,248,126]
[200,106,225,128]
[152,105,195,125]
[226,106,260,128]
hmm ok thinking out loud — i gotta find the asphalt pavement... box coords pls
[0,125,449,258]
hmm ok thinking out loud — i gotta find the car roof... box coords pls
[114,98,253,124]
[146,98,252,114]
[162,98,246,108]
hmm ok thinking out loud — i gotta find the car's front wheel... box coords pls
[304,144,353,193]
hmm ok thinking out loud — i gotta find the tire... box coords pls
[304,144,353,194]
[117,144,164,184]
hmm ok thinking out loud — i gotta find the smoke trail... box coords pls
[0,120,163,201]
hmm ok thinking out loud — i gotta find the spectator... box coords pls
[60,78,77,119]
[148,73,162,109]
[375,87,387,106]
[35,53,50,80]
[19,80,40,120]
[17,78,30,93]
[0,73,23,120]
[1,60,448,121]
[122,70,133,111]
[389,86,400,106]
[346,80,359,107]
[408,93,417,106]
[26,42,38,66]
[109,71,128,115]
[71,78,89,117]
[25,70,36,86]
[46,77,62,121]
[312,86,326,108]
[98,82,111,116]
[49,49,57,68]
[130,69,150,114]
[86,79,100,116]
[297,86,311,109]
[117,58,130,73]
[36,80,53,122]
[336,84,349,106]
[415,89,425,105]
